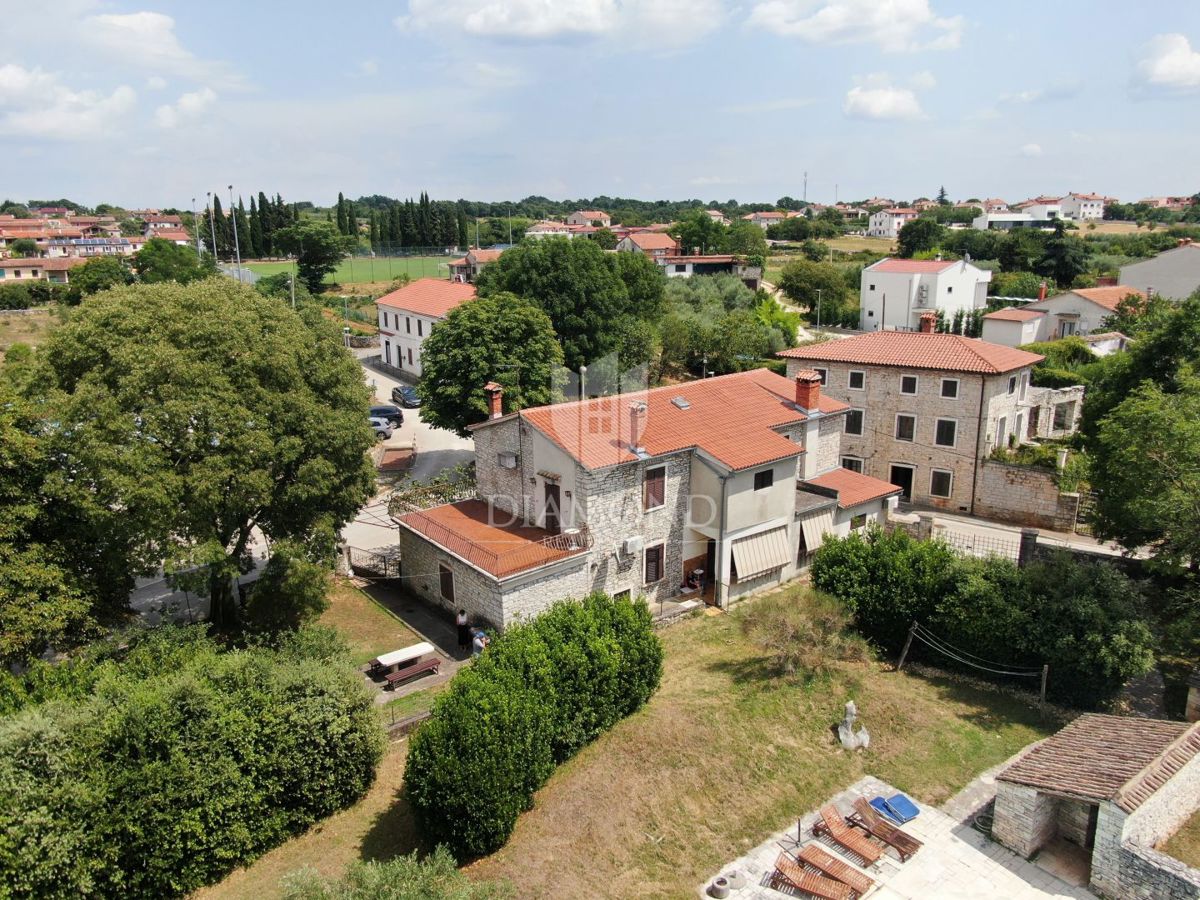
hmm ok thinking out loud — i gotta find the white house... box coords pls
[566,210,611,227]
[615,232,680,258]
[1013,196,1064,220]
[866,208,919,239]
[376,278,476,378]
[1022,286,1141,340]
[658,255,762,290]
[971,212,1061,231]
[980,307,1045,348]
[705,209,730,225]
[742,211,786,230]
[859,257,991,332]
[46,237,134,257]
[1059,192,1106,220]
[524,221,574,240]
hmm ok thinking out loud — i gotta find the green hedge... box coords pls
[0,626,384,899]
[404,593,662,858]
[810,528,1154,708]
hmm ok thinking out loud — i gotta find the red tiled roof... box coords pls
[983,307,1044,322]
[527,221,569,231]
[625,232,679,252]
[1064,285,1144,312]
[150,230,190,240]
[869,258,957,274]
[660,254,739,264]
[805,468,902,509]
[494,368,847,472]
[882,208,918,215]
[470,249,503,263]
[397,499,586,578]
[0,257,86,270]
[573,210,608,219]
[778,332,1044,374]
[1067,192,1105,201]
[998,714,1200,812]
[375,277,476,317]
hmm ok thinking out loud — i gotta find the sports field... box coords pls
[245,256,453,285]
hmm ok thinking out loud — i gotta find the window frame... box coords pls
[841,456,864,474]
[1008,375,1017,395]
[900,374,919,396]
[439,564,455,602]
[644,543,665,585]
[847,369,866,391]
[812,367,828,385]
[753,468,774,491]
[643,465,666,511]
[934,418,958,448]
[844,408,865,436]
[895,413,916,443]
[929,469,954,499]
[850,513,868,530]
[940,378,959,399]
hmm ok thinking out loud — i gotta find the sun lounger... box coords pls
[851,798,923,862]
[797,844,874,897]
[772,853,852,900]
[813,805,883,866]
[870,793,920,825]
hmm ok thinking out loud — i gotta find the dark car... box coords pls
[391,385,422,408]
[369,404,404,426]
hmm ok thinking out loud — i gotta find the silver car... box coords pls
[370,416,393,440]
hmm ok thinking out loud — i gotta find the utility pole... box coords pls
[289,273,296,309]
[803,171,808,203]
[206,191,218,260]
[191,197,202,257]
[816,288,822,328]
[228,185,242,282]
[507,203,513,245]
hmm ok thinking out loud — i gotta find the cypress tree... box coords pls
[387,202,401,249]
[457,208,470,249]
[369,211,380,251]
[212,193,229,259]
[336,192,347,235]
[248,195,264,258]
[235,198,251,260]
[258,191,273,255]
[346,200,357,239]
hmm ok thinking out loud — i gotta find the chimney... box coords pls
[794,370,822,411]
[483,381,503,419]
[629,401,648,453]
[1038,281,1048,301]
[919,311,937,334]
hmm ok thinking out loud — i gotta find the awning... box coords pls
[800,509,835,551]
[731,526,791,580]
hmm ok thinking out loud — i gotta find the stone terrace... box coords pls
[699,776,1096,900]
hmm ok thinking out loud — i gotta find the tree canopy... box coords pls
[896,218,946,258]
[68,256,133,302]
[418,291,564,436]
[777,258,851,319]
[275,221,354,292]
[133,237,215,284]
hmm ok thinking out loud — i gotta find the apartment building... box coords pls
[859,257,991,332]
[375,278,476,377]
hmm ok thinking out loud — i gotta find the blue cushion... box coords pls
[886,793,920,823]
[869,797,899,823]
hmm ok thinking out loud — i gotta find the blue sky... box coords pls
[2,0,1199,208]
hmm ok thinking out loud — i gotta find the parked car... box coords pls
[369,404,404,426]
[370,416,393,440]
[391,385,421,408]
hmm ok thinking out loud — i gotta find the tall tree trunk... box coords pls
[208,563,236,629]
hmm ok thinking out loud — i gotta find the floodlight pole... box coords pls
[206,191,218,259]
[228,185,242,282]
[191,197,202,257]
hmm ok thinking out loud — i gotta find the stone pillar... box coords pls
[917,513,935,541]
[1018,528,1039,568]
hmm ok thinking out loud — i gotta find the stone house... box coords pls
[375,277,476,378]
[779,317,1060,513]
[993,714,1200,899]
[395,369,900,630]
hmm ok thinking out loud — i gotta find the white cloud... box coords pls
[843,73,926,120]
[749,0,963,52]
[154,87,217,128]
[395,0,723,47]
[997,81,1079,105]
[909,70,936,90]
[1135,33,1200,93]
[146,75,168,90]
[81,11,246,89]
[1019,142,1042,158]
[0,63,136,140]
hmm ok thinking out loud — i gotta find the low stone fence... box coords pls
[1100,843,1200,900]
[973,460,1080,532]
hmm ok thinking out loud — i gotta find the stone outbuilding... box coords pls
[993,714,1200,899]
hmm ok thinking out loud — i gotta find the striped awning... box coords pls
[799,509,835,551]
[731,526,791,580]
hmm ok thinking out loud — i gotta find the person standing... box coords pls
[471,628,487,658]
[456,608,469,653]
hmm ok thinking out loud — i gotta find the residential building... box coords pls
[149,229,192,246]
[657,254,762,291]
[524,221,574,239]
[46,237,134,257]
[375,278,476,377]
[615,232,680,258]
[971,212,1060,231]
[395,369,899,629]
[866,208,918,239]
[1136,196,1194,210]
[142,214,183,233]
[1059,192,1106,220]
[1119,240,1200,299]
[1014,196,1064,219]
[861,197,896,209]
[859,257,991,332]
[0,257,87,284]
[981,286,1143,346]
[447,247,503,283]
[742,211,786,230]
[982,198,1010,213]
[705,209,730,225]
[779,318,1051,512]
[566,210,611,227]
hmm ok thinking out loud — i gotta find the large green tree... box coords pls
[670,209,726,255]
[1037,222,1088,286]
[38,278,376,627]
[896,218,946,257]
[777,258,850,316]
[418,292,563,436]
[274,221,353,292]
[133,237,215,284]
[723,218,768,257]
[67,255,132,302]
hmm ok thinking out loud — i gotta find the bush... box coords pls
[740,589,869,677]
[282,847,513,899]
[811,528,1153,708]
[404,593,662,858]
[0,626,384,899]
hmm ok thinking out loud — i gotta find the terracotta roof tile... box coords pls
[398,499,586,578]
[869,258,958,274]
[625,232,679,252]
[998,714,1200,812]
[375,277,476,318]
[984,308,1044,322]
[778,332,1044,374]
[1064,285,1144,312]
[805,468,902,509]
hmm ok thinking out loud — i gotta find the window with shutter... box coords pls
[643,466,666,510]
[644,544,664,584]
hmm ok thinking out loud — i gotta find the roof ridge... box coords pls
[1114,720,1200,805]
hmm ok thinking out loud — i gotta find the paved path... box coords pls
[898,506,1138,558]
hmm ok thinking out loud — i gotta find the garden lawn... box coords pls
[198,584,1053,899]
[0,308,59,359]
[1161,808,1200,869]
[321,577,422,666]
[245,256,452,285]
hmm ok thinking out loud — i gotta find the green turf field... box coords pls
[244,256,453,284]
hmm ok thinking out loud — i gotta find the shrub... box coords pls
[0,626,384,899]
[281,847,513,899]
[740,589,869,677]
[811,528,1154,708]
[404,593,662,858]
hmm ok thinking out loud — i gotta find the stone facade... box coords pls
[974,460,1081,531]
[992,781,1061,858]
[1027,385,1086,441]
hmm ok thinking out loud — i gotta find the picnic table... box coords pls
[369,642,440,689]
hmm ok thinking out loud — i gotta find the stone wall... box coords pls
[1058,798,1094,847]
[1027,385,1085,440]
[993,781,1060,858]
[815,414,842,473]
[973,460,1080,531]
[472,418,525,519]
[1126,751,1200,848]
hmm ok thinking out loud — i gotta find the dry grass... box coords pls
[0,308,59,359]
[321,577,421,666]
[197,583,1052,899]
[1160,808,1200,869]
[827,235,895,254]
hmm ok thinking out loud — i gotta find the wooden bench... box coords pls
[812,805,883,867]
[850,797,922,862]
[771,853,852,900]
[384,656,441,689]
[797,844,874,898]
